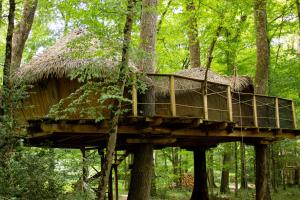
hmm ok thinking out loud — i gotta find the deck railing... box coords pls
[131,74,297,129]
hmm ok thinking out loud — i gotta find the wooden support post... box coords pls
[108,169,113,200]
[253,95,258,127]
[291,101,297,129]
[169,75,176,117]
[275,98,280,128]
[203,90,208,120]
[227,86,233,122]
[132,83,138,117]
[114,152,119,200]
[81,148,88,192]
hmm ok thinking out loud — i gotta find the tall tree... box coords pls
[296,0,300,55]
[186,0,200,68]
[254,0,271,199]
[254,0,269,95]
[97,0,136,199]
[11,0,38,73]
[128,0,157,199]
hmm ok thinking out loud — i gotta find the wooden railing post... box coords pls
[253,95,258,127]
[291,101,297,129]
[170,75,176,117]
[203,85,208,120]
[227,86,233,122]
[275,98,280,128]
[132,77,138,117]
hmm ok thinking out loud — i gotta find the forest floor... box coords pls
[137,186,300,200]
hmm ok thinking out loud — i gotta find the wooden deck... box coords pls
[24,74,300,149]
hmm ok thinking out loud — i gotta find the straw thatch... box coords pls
[14,29,120,83]
[175,68,253,92]
[14,30,253,95]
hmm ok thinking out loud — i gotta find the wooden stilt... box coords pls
[115,152,119,200]
[108,169,113,200]
[80,148,88,192]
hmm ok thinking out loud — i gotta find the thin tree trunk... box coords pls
[296,0,300,54]
[254,0,269,95]
[207,150,217,189]
[255,144,271,200]
[235,142,238,196]
[81,148,88,192]
[186,0,200,68]
[11,0,38,73]
[297,0,300,28]
[191,148,209,200]
[97,0,136,199]
[157,0,172,34]
[205,25,222,69]
[3,0,15,88]
[240,142,248,189]
[220,144,231,194]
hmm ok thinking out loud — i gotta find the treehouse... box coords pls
[15,30,300,149]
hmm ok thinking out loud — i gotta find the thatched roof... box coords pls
[175,68,253,92]
[14,30,253,94]
[14,29,120,83]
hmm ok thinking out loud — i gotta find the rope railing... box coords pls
[130,74,296,129]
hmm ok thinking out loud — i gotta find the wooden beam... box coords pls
[227,86,233,122]
[203,93,208,120]
[132,83,138,117]
[253,95,258,127]
[291,101,297,129]
[275,98,280,129]
[169,75,176,117]
[126,138,176,144]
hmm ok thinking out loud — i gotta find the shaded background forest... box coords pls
[0,0,300,199]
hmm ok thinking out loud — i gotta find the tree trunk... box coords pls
[186,0,200,68]
[128,0,157,199]
[207,150,217,189]
[234,142,238,196]
[240,142,248,189]
[191,148,209,200]
[81,148,88,192]
[97,0,136,199]
[3,0,15,88]
[296,0,300,54]
[255,144,271,200]
[220,144,231,194]
[254,0,269,95]
[128,144,154,200]
[11,0,38,73]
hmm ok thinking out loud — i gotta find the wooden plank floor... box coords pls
[26,116,300,149]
